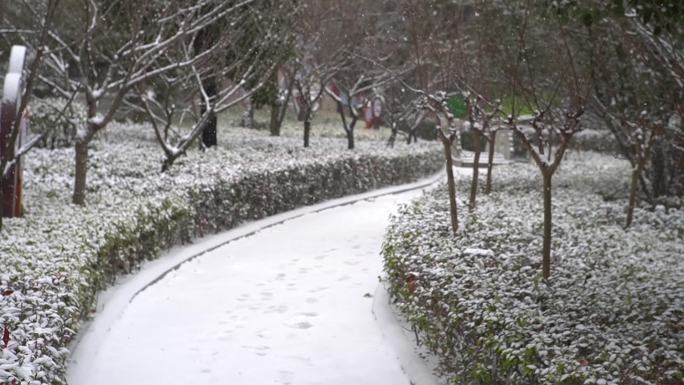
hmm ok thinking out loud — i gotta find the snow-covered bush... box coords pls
[30,97,87,149]
[512,130,619,158]
[383,154,683,385]
[0,123,442,384]
[570,129,619,154]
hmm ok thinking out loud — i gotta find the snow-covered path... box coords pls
[68,187,436,385]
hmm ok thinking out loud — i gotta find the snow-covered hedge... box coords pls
[30,97,87,149]
[512,130,619,158]
[382,153,683,385]
[569,129,619,154]
[0,123,441,384]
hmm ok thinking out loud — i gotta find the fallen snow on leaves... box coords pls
[383,153,683,385]
[0,122,441,384]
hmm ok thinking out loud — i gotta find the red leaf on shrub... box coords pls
[2,325,9,347]
[1,289,13,296]
[406,273,417,294]
[578,359,589,367]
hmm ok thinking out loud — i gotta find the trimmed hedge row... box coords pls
[96,152,442,287]
[511,129,619,158]
[382,153,683,385]
[0,125,441,384]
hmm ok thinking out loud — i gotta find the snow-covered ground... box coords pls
[68,186,446,385]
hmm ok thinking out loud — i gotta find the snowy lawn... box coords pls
[214,108,392,143]
[0,122,441,384]
[382,152,683,385]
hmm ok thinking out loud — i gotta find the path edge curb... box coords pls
[372,283,447,385]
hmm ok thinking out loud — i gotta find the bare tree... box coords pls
[628,20,684,204]
[417,91,460,234]
[371,86,425,146]
[187,0,297,145]
[292,56,344,148]
[548,0,684,223]
[358,0,474,234]
[504,6,591,279]
[30,0,253,205]
[589,16,677,227]
[132,2,296,171]
[311,1,405,150]
[268,67,295,137]
[325,66,396,150]
[456,1,510,201]
[384,85,420,148]
[464,94,503,209]
[289,0,353,148]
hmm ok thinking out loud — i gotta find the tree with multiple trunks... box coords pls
[133,1,297,171]
[589,23,675,227]
[27,0,259,205]
[502,2,592,279]
[289,0,350,148]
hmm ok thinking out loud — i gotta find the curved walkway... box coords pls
[68,176,447,385]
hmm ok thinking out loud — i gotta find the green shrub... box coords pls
[30,97,87,149]
[0,124,442,384]
[382,153,682,385]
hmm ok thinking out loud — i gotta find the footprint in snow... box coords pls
[291,321,313,330]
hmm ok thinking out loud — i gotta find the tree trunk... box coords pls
[72,140,89,206]
[469,133,482,210]
[201,78,218,147]
[347,117,356,150]
[625,163,643,228]
[406,113,424,145]
[0,170,12,222]
[387,123,398,148]
[161,156,176,173]
[201,112,217,147]
[485,131,497,194]
[303,115,311,148]
[337,101,349,132]
[241,100,255,129]
[542,171,552,280]
[443,139,459,234]
[248,102,255,128]
[0,179,4,230]
[0,164,12,230]
[269,104,280,136]
[275,82,293,135]
[651,140,667,198]
[408,131,417,144]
